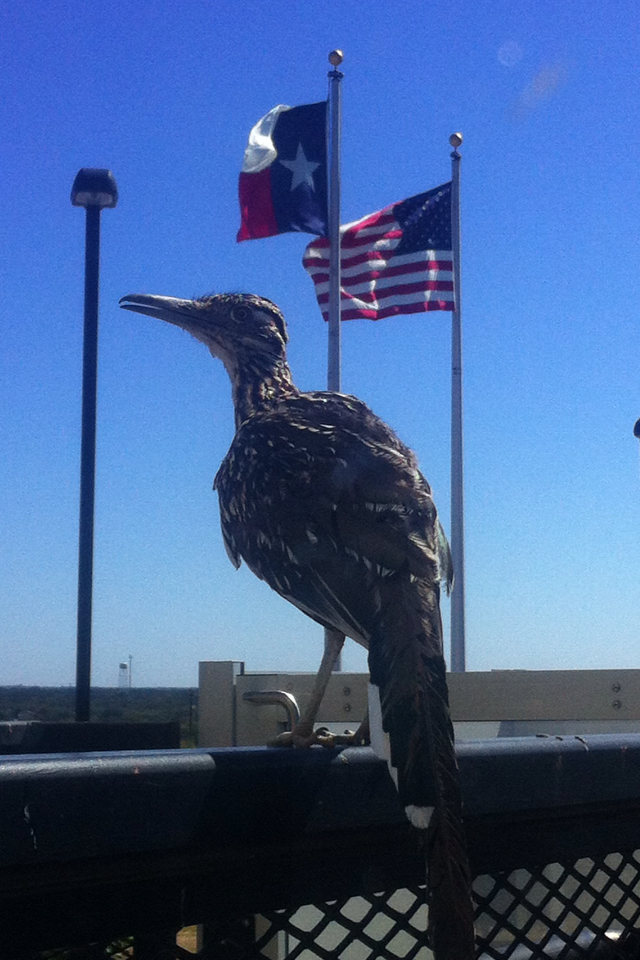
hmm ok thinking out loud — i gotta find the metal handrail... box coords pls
[3,736,640,953]
[241,689,301,729]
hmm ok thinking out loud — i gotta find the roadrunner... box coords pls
[120,291,475,960]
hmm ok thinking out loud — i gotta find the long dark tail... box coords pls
[368,581,475,960]
[421,653,475,960]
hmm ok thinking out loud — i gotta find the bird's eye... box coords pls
[231,305,251,323]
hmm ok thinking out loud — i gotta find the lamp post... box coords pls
[71,168,118,722]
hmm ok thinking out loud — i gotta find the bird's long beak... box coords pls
[119,293,200,332]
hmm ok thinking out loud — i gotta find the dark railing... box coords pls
[3,735,640,957]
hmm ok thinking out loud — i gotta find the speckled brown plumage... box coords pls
[119,290,475,960]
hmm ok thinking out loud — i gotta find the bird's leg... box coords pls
[268,628,345,747]
[351,713,370,745]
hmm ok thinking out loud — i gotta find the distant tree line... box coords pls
[0,687,198,745]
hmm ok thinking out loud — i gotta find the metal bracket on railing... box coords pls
[242,690,301,731]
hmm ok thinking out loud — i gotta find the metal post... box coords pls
[71,168,118,721]
[326,50,344,671]
[449,134,466,672]
[76,206,101,721]
[326,49,343,393]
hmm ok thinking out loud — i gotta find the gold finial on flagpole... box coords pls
[328,49,344,67]
[449,132,463,157]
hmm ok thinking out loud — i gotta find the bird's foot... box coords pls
[268,723,369,749]
[317,726,370,747]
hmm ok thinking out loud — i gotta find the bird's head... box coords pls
[119,292,288,373]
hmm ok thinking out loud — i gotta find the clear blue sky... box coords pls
[2,0,639,687]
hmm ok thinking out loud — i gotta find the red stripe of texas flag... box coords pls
[237,169,279,241]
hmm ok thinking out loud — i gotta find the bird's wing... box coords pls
[214,393,447,640]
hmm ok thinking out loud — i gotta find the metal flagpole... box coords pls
[326,49,344,670]
[326,49,343,392]
[449,132,466,672]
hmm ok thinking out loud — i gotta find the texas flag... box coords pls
[237,102,328,242]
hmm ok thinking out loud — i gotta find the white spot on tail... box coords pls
[369,683,434,831]
[368,682,397,788]
[405,804,434,830]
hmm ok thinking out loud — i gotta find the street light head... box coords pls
[71,168,118,209]
[328,49,344,67]
[634,418,640,439]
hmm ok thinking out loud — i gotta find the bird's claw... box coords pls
[267,729,313,748]
[268,725,367,749]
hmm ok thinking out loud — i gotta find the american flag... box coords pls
[303,182,454,321]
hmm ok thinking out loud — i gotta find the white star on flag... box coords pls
[279,143,320,191]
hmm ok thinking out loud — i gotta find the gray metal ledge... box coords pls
[2,735,640,866]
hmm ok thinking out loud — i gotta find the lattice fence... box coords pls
[198,851,640,959]
[474,851,640,958]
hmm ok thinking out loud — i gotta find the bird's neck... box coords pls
[228,354,299,428]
